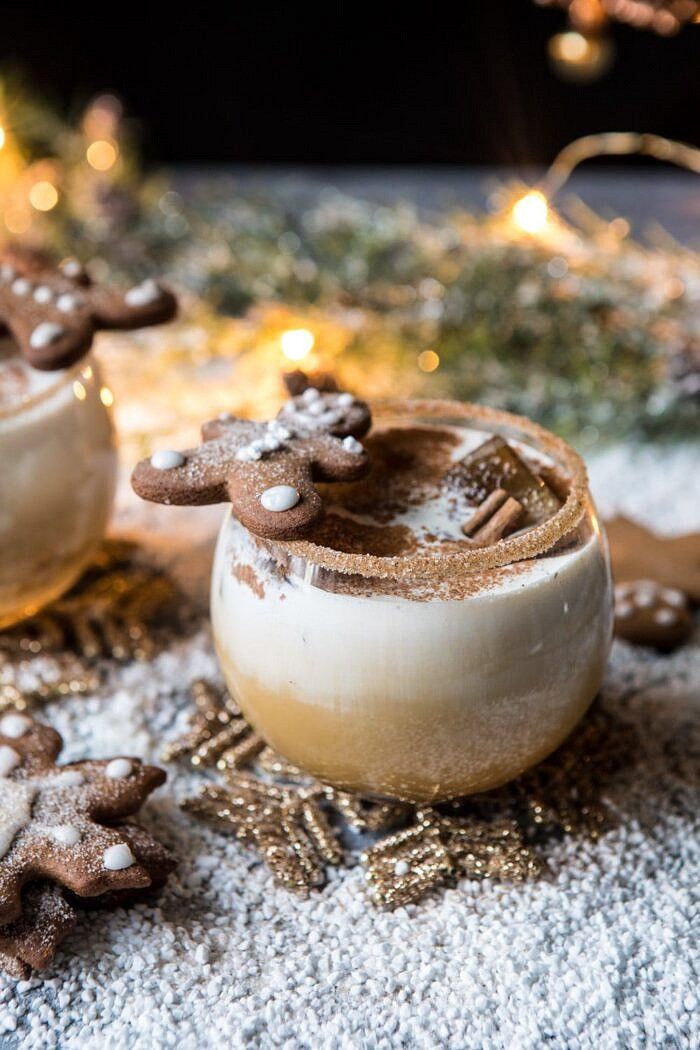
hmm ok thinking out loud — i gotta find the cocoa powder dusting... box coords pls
[232,562,266,599]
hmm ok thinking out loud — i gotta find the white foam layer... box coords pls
[211,507,613,800]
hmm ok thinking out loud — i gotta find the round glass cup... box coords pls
[211,399,613,803]
[0,354,117,628]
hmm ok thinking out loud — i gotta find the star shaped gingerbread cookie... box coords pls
[0,713,167,926]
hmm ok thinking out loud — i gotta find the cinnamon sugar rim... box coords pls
[276,398,590,581]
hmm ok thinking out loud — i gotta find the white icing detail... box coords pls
[614,601,633,620]
[260,485,300,513]
[342,436,364,455]
[218,412,233,422]
[236,445,263,463]
[53,770,84,788]
[0,714,32,738]
[33,285,53,304]
[105,757,133,779]
[0,264,16,282]
[654,608,677,626]
[125,278,162,307]
[150,450,186,470]
[29,322,65,350]
[634,590,656,609]
[394,860,410,876]
[268,422,291,441]
[103,843,137,870]
[61,259,83,278]
[337,392,354,407]
[0,781,35,859]
[11,278,31,296]
[661,588,685,608]
[0,745,21,777]
[307,399,325,417]
[51,824,81,846]
[301,387,321,404]
[56,293,79,313]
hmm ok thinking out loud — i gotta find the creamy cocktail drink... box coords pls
[210,401,612,801]
[0,343,117,627]
[133,388,612,803]
[0,246,176,627]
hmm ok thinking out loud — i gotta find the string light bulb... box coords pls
[86,139,118,171]
[547,30,614,81]
[29,180,59,211]
[417,350,440,373]
[511,191,549,235]
[280,328,315,361]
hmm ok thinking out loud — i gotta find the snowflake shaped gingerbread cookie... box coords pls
[0,713,167,926]
[0,825,176,978]
[132,387,372,540]
[0,245,177,371]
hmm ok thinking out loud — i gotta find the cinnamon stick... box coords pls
[463,490,524,546]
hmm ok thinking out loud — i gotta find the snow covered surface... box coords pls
[1,444,698,1049]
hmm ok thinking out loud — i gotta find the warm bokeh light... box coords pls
[0,126,5,151]
[417,350,440,373]
[100,386,115,407]
[86,139,118,171]
[511,191,549,235]
[72,381,87,401]
[29,180,59,211]
[547,31,613,82]
[280,328,315,361]
[4,207,31,234]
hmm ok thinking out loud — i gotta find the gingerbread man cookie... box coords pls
[614,580,693,652]
[0,714,167,926]
[132,387,372,540]
[0,245,177,371]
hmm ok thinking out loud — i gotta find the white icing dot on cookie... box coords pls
[260,485,301,512]
[30,322,65,349]
[661,588,685,608]
[54,770,85,788]
[11,278,32,297]
[615,601,633,620]
[51,824,82,847]
[0,264,16,282]
[0,714,32,739]
[125,278,161,307]
[103,843,136,870]
[0,745,21,777]
[151,450,186,470]
[61,259,83,278]
[56,293,79,313]
[33,285,53,304]
[105,758,133,779]
[394,860,410,876]
[634,589,657,609]
[654,608,677,626]
[342,436,364,454]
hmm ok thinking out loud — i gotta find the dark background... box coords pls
[0,3,698,164]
